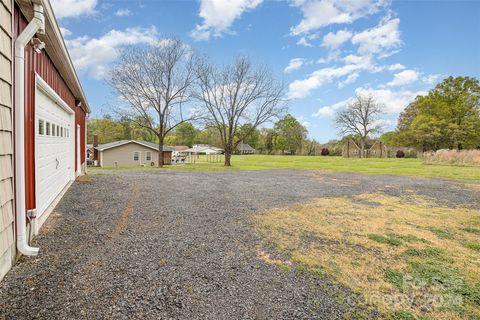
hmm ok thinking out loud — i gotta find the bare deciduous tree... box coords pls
[108,39,198,167]
[335,94,383,157]
[195,56,287,166]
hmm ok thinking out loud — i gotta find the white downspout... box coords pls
[14,4,45,256]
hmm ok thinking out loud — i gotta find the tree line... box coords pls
[381,76,480,152]
[333,76,480,157]
[88,113,324,156]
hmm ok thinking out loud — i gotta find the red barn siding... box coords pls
[14,5,86,210]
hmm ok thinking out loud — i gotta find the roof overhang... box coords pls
[16,0,90,114]
[95,140,173,152]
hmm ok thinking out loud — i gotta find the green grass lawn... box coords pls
[89,155,480,181]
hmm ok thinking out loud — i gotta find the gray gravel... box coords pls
[0,169,478,319]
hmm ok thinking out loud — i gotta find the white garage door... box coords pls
[35,81,75,218]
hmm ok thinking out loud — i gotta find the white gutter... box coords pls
[14,3,45,256]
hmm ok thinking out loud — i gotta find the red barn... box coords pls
[0,0,89,280]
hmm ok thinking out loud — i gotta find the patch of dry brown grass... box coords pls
[423,150,480,167]
[256,193,480,319]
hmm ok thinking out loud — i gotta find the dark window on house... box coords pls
[52,124,56,136]
[146,151,152,161]
[133,152,140,161]
[57,125,60,137]
[38,119,44,135]
[46,122,51,136]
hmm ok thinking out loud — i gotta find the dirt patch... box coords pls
[110,182,139,239]
[75,175,92,183]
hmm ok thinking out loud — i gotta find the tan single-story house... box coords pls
[94,140,174,167]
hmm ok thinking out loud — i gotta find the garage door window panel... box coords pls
[38,119,44,135]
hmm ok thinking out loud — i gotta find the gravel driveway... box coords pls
[0,169,478,319]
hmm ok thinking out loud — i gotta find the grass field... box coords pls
[90,155,480,181]
[256,193,480,319]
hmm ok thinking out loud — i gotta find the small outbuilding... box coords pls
[184,145,224,155]
[342,139,387,158]
[236,142,255,154]
[172,146,190,157]
[95,140,174,167]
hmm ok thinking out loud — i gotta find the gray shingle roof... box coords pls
[237,143,255,151]
[95,140,174,152]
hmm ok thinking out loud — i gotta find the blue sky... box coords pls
[52,0,480,143]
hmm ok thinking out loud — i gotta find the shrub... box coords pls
[320,148,330,156]
[423,149,480,167]
[396,150,405,158]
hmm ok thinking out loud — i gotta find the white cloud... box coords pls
[351,17,401,57]
[51,0,97,18]
[115,8,132,17]
[297,36,313,47]
[313,87,426,119]
[190,0,263,41]
[373,118,393,129]
[290,0,386,35]
[313,98,353,118]
[65,27,159,79]
[284,58,306,73]
[60,27,72,37]
[337,72,359,88]
[296,33,319,47]
[288,64,357,99]
[288,54,380,99]
[422,74,441,85]
[387,69,419,87]
[322,29,352,49]
[354,87,426,113]
[297,116,310,127]
[342,54,381,72]
[319,29,353,63]
[387,63,405,71]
